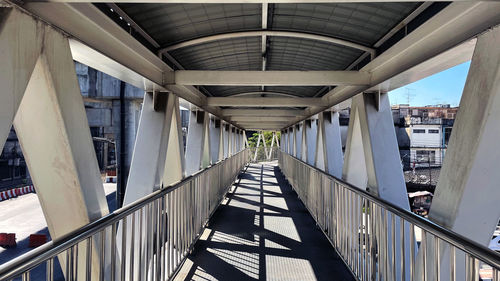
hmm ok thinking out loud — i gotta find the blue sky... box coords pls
[388,61,471,107]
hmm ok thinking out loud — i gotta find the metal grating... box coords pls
[118,3,262,46]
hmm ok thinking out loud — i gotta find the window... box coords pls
[428,129,440,134]
[413,129,425,133]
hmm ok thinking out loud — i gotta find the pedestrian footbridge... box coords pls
[0,151,498,281]
[1,1,500,280]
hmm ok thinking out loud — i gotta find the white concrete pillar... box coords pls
[6,14,108,279]
[301,121,307,162]
[209,118,222,163]
[223,123,229,158]
[288,127,294,156]
[315,114,327,171]
[185,110,210,175]
[305,118,318,166]
[342,92,411,280]
[316,111,344,176]
[417,26,500,281]
[343,93,409,207]
[120,92,185,280]
[124,92,184,203]
[243,131,249,149]
[295,124,302,158]
[283,129,288,153]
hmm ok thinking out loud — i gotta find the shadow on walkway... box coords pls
[179,163,354,281]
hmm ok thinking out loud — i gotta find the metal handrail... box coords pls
[279,151,500,280]
[0,148,249,281]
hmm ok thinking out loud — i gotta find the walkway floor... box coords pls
[175,162,354,281]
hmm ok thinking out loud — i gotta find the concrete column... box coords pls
[288,127,294,156]
[315,114,327,171]
[223,123,229,159]
[342,92,411,280]
[209,118,222,163]
[418,26,500,281]
[9,18,108,279]
[0,8,41,149]
[280,130,284,152]
[301,121,307,162]
[295,124,302,158]
[316,111,344,176]
[305,118,318,166]
[243,131,249,149]
[124,92,184,204]
[185,110,210,175]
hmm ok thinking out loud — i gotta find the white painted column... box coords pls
[223,123,229,159]
[315,114,327,171]
[417,26,500,281]
[323,111,344,178]
[301,121,307,162]
[209,118,222,163]
[305,118,318,166]
[7,15,108,279]
[342,92,411,280]
[282,129,287,153]
[124,92,183,203]
[243,131,249,149]
[288,127,294,156]
[294,124,302,158]
[228,125,233,157]
[185,110,210,175]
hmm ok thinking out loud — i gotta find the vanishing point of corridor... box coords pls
[175,163,354,281]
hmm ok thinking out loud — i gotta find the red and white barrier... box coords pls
[0,185,35,202]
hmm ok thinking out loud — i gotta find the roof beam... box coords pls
[222,108,305,117]
[230,116,292,122]
[159,30,375,56]
[207,97,323,107]
[173,70,370,86]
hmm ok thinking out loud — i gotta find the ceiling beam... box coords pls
[207,97,323,107]
[159,30,374,55]
[222,108,305,117]
[230,116,292,122]
[173,70,370,86]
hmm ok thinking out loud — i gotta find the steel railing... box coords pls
[0,149,249,281]
[249,146,279,163]
[279,151,500,281]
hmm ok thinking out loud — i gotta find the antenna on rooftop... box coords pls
[405,87,416,105]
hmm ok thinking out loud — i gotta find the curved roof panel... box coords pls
[118,3,262,46]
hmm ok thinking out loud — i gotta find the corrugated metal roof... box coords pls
[271,3,420,46]
[170,37,261,70]
[267,37,363,71]
[118,3,261,46]
[113,2,422,98]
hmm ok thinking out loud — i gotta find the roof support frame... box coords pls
[158,30,375,56]
[172,70,371,86]
[222,109,306,117]
[207,97,323,107]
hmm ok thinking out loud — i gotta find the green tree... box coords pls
[247,131,281,147]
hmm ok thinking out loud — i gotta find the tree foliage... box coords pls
[247,131,281,148]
